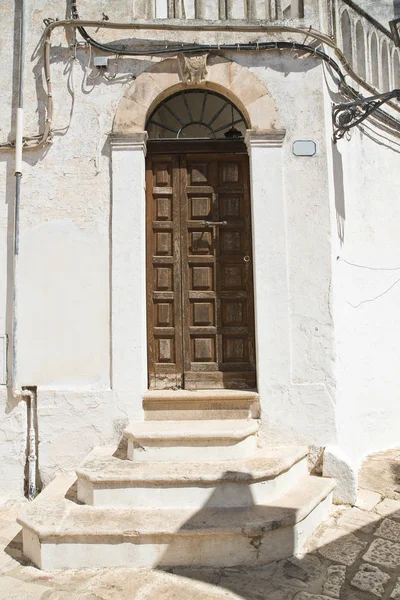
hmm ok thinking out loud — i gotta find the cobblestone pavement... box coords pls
[0,452,399,599]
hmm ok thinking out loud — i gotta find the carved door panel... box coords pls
[146,153,256,390]
[146,155,183,389]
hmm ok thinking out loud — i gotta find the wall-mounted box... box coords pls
[293,140,317,156]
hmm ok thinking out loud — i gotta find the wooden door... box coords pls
[146,152,256,390]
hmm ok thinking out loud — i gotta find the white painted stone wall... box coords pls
[328,0,400,483]
[245,53,336,448]
[331,124,400,475]
[0,0,399,498]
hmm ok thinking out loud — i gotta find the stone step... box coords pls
[143,389,260,420]
[18,473,335,570]
[76,445,309,509]
[124,419,259,462]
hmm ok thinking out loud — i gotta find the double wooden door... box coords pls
[146,151,256,390]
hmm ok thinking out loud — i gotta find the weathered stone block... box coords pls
[375,518,400,543]
[364,538,400,569]
[322,565,346,599]
[317,528,366,565]
[351,563,390,597]
[336,507,381,534]
[323,446,357,505]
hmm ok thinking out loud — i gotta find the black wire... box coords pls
[70,0,400,134]
[71,0,345,83]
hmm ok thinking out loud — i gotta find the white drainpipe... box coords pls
[22,388,37,501]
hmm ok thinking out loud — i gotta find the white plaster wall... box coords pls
[0,2,15,358]
[243,53,337,448]
[0,0,398,498]
[0,0,333,496]
[330,125,400,471]
[0,1,147,498]
[0,389,26,497]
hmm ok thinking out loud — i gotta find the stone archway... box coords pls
[112,55,279,134]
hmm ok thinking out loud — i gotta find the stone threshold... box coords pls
[143,390,261,420]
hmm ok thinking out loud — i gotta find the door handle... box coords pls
[200,220,228,227]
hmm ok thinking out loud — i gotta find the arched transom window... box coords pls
[146,89,248,140]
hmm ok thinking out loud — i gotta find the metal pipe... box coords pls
[11,0,27,399]
[12,1,37,501]
[19,388,37,500]
[15,0,26,231]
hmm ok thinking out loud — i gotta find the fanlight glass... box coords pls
[146,90,248,140]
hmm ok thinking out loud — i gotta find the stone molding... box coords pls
[245,129,286,151]
[110,133,148,153]
[112,56,280,134]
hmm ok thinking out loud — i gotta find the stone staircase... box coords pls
[18,390,335,570]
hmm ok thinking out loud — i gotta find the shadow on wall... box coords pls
[395,0,400,18]
[332,143,346,246]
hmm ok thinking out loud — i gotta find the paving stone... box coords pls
[44,594,105,600]
[350,563,391,597]
[356,489,383,511]
[391,578,400,599]
[364,538,400,568]
[0,549,15,572]
[375,518,400,543]
[141,577,241,599]
[317,528,367,566]
[68,567,157,598]
[169,566,221,586]
[336,507,381,534]
[272,555,324,590]
[0,521,22,545]
[346,594,380,600]
[0,500,27,523]
[375,499,400,520]
[284,560,309,581]
[262,592,295,600]
[359,450,400,500]
[0,575,52,599]
[0,518,12,531]
[294,594,332,600]
[322,565,346,599]
[216,565,279,599]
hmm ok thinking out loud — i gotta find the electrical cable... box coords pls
[58,6,400,140]
[1,5,400,150]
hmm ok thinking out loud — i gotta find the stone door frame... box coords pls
[109,57,287,414]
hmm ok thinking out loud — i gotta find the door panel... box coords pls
[182,154,256,389]
[146,156,183,389]
[181,156,219,381]
[146,152,256,390]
